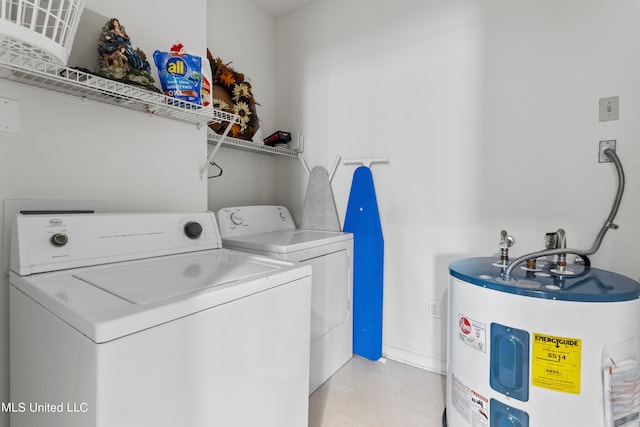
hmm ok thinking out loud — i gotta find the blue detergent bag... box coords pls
[153,45,203,105]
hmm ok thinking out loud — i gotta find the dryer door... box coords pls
[303,250,350,343]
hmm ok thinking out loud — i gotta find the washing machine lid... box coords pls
[9,249,311,343]
[449,257,640,302]
[75,251,282,304]
[221,229,353,254]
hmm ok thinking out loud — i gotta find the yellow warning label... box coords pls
[531,333,582,394]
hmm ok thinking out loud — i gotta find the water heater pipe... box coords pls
[503,148,625,281]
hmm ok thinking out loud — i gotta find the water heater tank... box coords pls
[446,257,640,427]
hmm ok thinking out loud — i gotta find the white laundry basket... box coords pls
[0,0,85,65]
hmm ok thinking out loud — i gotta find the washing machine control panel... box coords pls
[217,206,296,237]
[10,212,223,276]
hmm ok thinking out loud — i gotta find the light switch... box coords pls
[599,96,619,122]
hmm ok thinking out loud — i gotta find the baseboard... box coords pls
[382,344,446,375]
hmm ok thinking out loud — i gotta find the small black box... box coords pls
[264,131,292,147]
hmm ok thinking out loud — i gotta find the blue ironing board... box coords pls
[343,166,384,360]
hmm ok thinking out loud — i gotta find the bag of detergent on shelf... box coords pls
[153,43,203,105]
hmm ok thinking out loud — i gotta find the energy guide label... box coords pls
[532,332,582,394]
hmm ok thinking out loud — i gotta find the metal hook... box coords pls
[299,156,311,177]
[207,161,223,179]
[343,157,390,168]
[299,154,343,180]
[329,155,341,182]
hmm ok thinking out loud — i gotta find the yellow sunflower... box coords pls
[233,83,252,100]
[234,101,252,125]
[212,98,230,111]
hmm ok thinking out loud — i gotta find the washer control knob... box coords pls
[50,233,68,247]
[230,212,243,226]
[184,222,203,239]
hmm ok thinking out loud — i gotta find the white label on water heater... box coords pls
[452,373,489,427]
[458,314,487,353]
[604,359,640,427]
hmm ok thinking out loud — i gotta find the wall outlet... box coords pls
[428,300,440,319]
[599,140,616,163]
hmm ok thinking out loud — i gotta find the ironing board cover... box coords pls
[300,166,341,231]
[343,166,384,360]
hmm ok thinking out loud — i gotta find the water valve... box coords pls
[498,230,515,264]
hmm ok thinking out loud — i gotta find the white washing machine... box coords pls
[217,205,353,394]
[9,211,311,427]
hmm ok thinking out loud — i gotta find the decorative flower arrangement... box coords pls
[207,49,259,141]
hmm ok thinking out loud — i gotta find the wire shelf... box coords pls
[207,129,299,158]
[0,43,228,126]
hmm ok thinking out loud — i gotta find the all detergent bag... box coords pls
[154,43,203,105]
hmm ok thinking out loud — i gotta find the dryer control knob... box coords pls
[184,222,203,239]
[50,233,68,247]
[230,212,243,226]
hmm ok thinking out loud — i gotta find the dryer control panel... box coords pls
[217,206,296,237]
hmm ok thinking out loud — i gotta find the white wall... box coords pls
[0,0,207,424]
[2,1,639,421]
[274,0,640,373]
[206,0,281,212]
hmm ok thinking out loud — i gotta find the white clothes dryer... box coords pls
[9,212,311,427]
[217,205,353,394]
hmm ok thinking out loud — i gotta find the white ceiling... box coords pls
[247,0,316,17]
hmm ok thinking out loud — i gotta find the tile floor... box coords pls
[309,356,446,427]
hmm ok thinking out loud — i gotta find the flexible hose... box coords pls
[503,148,625,280]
